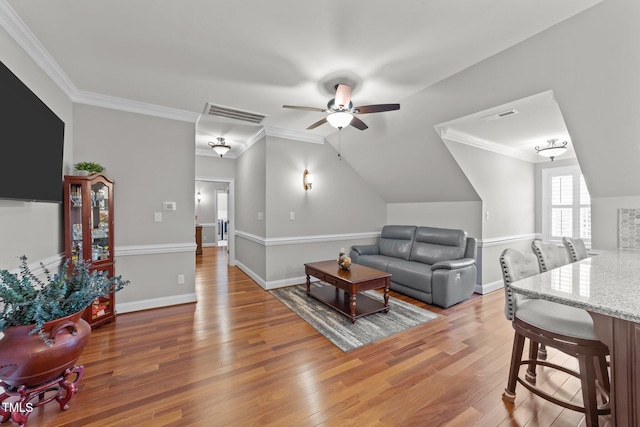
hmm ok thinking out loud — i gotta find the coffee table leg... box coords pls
[384,285,390,313]
[306,273,311,295]
[350,293,356,323]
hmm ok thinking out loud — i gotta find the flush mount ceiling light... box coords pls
[208,137,231,157]
[535,138,568,161]
[326,111,354,129]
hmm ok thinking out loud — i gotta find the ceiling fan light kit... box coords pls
[327,112,353,129]
[283,83,400,131]
[535,138,567,161]
[209,137,231,157]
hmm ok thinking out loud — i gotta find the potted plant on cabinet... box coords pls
[0,256,129,388]
[73,161,105,176]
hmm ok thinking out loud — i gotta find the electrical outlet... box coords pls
[289,212,295,220]
[340,248,345,253]
[154,212,162,222]
[177,274,185,285]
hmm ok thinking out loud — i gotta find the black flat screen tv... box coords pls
[0,60,65,203]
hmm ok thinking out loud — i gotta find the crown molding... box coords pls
[240,127,267,156]
[0,1,199,123]
[265,126,325,145]
[72,90,200,123]
[0,0,76,96]
[439,127,539,163]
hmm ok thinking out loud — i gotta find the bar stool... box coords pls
[530,239,571,361]
[500,248,610,426]
[563,236,588,262]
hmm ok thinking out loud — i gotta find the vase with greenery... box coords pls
[0,256,128,344]
[74,161,105,175]
[0,256,129,387]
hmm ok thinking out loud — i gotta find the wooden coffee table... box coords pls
[304,260,391,323]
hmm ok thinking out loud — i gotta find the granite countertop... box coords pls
[509,249,640,323]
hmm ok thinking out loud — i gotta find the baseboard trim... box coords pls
[235,261,305,290]
[116,293,197,314]
[235,260,266,289]
[475,280,503,295]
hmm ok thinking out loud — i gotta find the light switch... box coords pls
[289,212,295,220]
[258,212,264,221]
[154,212,162,222]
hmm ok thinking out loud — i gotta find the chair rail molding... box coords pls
[114,243,197,257]
[477,233,540,248]
[235,230,381,247]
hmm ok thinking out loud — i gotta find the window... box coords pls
[542,166,591,244]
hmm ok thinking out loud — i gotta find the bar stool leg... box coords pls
[503,331,526,403]
[578,353,599,427]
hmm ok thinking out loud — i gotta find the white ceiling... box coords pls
[4,0,601,158]
[436,90,574,163]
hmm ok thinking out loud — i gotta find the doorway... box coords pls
[195,177,235,266]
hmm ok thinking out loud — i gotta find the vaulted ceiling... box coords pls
[3,0,601,160]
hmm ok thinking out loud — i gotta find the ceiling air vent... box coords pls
[204,103,268,124]
[480,109,519,122]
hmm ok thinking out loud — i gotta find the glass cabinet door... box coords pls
[90,182,110,262]
[69,183,84,262]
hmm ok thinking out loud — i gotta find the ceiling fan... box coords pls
[283,84,400,131]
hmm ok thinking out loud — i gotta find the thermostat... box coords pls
[163,202,176,211]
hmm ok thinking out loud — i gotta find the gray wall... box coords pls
[0,26,73,269]
[386,201,481,238]
[443,142,535,287]
[236,136,266,238]
[235,133,387,287]
[265,135,386,237]
[73,104,197,308]
[195,155,236,180]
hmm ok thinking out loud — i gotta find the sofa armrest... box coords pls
[351,245,379,256]
[432,258,475,270]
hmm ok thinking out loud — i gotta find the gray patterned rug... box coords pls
[270,283,439,352]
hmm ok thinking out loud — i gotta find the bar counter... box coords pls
[510,249,640,426]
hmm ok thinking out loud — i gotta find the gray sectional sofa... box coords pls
[350,225,477,308]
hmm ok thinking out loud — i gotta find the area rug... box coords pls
[270,283,439,352]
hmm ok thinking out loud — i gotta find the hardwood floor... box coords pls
[25,247,611,426]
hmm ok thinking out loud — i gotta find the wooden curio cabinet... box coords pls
[63,173,116,329]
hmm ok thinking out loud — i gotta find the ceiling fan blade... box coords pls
[307,117,328,130]
[334,84,352,109]
[350,116,368,131]
[354,104,400,114]
[282,105,326,112]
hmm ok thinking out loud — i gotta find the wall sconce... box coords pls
[196,192,202,202]
[303,169,313,190]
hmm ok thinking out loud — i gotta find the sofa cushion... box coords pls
[379,225,416,260]
[410,226,466,265]
[386,259,432,293]
[354,255,394,272]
